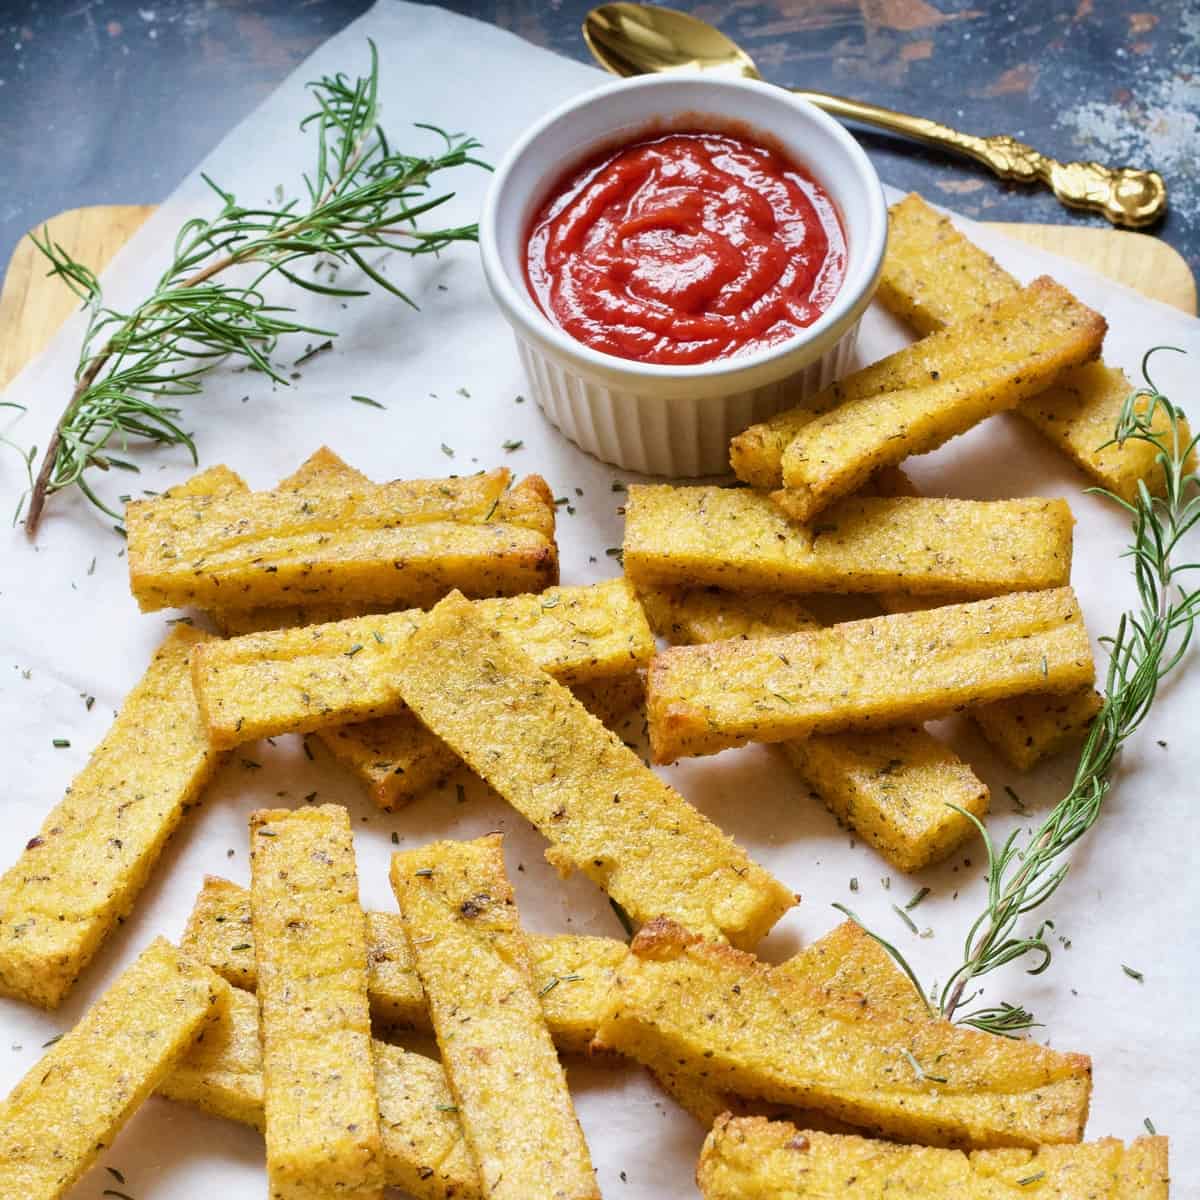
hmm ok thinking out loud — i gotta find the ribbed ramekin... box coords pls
[480,74,887,477]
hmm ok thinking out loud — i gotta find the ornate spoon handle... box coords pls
[793,90,1166,229]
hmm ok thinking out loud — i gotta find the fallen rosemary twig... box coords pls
[18,40,486,536]
[841,347,1199,1037]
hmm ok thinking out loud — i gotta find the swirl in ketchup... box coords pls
[524,129,847,366]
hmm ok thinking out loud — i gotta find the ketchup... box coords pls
[524,130,847,366]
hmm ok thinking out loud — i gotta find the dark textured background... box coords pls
[1,0,1197,276]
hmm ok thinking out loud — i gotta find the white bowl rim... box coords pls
[480,72,888,383]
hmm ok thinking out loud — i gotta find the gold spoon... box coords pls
[583,2,1166,228]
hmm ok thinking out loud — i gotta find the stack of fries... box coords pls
[0,195,1177,1199]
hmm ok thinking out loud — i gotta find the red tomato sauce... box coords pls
[524,130,847,366]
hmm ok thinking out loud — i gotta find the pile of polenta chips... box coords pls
[0,195,1177,1199]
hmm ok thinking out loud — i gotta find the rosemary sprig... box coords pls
[842,349,1198,1037]
[19,40,486,536]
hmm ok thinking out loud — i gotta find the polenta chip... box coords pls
[278,445,372,491]
[390,836,600,1200]
[872,481,1103,769]
[160,981,265,1129]
[127,462,558,613]
[164,462,249,499]
[643,587,987,871]
[0,937,229,1200]
[638,586,821,642]
[647,588,1094,762]
[730,275,1102,491]
[782,729,988,873]
[201,456,559,636]
[1024,361,1193,504]
[594,920,1091,1149]
[880,193,1192,501]
[698,1118,1168,1199]
[0,627,225,1008]
[211,474,558,636]
[648,921,928,1127]
[192,577,654,747]
[318,672,644,811]
[393,592,794,948]
[206,450,374,635]
[181,875,627,1053]
[973,686,1105,771]
[317,712,459,811]
[160,985,481,1200]
[623,486,1074,598]
[877,192,1019,335]
[771,279,1105,522]
[250,805,383,1200]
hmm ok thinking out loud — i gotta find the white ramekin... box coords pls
[480,74,887,477]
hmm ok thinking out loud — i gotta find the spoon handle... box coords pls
[792,90,1166,229]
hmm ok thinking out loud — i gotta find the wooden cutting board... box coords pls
[1,204,1195,389]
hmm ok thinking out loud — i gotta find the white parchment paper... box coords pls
[1,2,1197,1194]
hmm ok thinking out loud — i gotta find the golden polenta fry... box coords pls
[1024,360,1194,504]
[880,193,1192,501]
[638,586,821,642]
[729,274,1100,491]
[181,876,628,1053]
[206,458,560,636]
[648,920,927,1127]
[647,588,1094,762]
[393,592,794,948]
[317,711,459,810]
[192,577,654,747]
[698,1118,1168,1200]
[0,627,225,1008]
[878,590,1104,769]
[278,445,372,491]
[127,464,558,613]
[250,805,383,1200]
[317,672,644,811]
[163,462,250,499]
[782,729,988,873]
[161,981,265,1129]
[643,587,987,872]
[390,836,600,1200]
[0,937,229,1200]
[158,450,369,636]
[594,920,1091,1149]
[772,279,1105,522]
[973,687,1105,771]
[160,985,482,1200]
[623,485,1075,598]
[877,192,1019,336]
